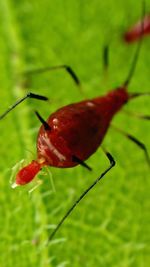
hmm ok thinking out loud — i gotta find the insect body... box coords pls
[124,14,150,43]
[16,87,128,186]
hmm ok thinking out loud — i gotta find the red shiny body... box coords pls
[16,87,129,185]
[37,87,129,167]
[124,14,150,43]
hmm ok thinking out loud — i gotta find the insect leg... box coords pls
[72,155,92,171]
[102,45,109,73]
[129,92,150,99]
[47,150,115,243]
[122,110,150,120]
[24,65,81,87]
[111,124,150,165]
[123,0,145,87]
[0,93,48,120]
[35,111,51,131]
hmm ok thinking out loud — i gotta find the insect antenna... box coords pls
[123,0,145,87]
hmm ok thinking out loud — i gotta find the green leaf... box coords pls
[0,0,149,266]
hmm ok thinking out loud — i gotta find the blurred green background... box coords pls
[0,0,149,266]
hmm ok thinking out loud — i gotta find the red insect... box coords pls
[124,13,150,43]
[0,3,149,242]
[15,88,128,186]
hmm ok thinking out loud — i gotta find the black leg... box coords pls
[102,45,109,73]
[123,1,145,87]
[35,111,51,131]
[111,124,150,165]
[122,110,150,120]
[72,155,92,171]
[47,150,115,243]
[129,92,150,99]
[0,93,48,120]
[24,65,81,87]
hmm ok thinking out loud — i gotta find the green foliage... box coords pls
[0,0,149,266]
